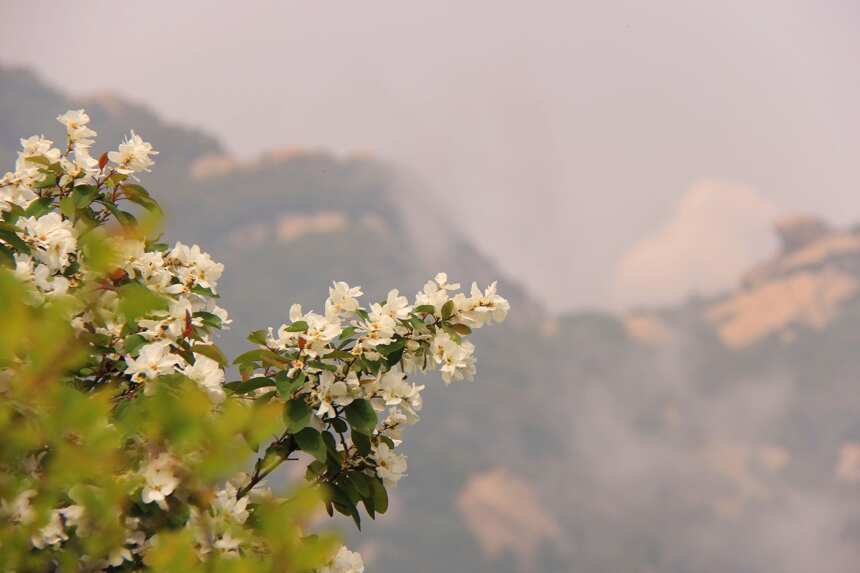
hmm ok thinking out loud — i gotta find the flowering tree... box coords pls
[0,111,509,572]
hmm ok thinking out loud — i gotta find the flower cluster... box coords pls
[238,274,509,494]
[0,111,509,572]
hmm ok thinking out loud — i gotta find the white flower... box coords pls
[1,489,35,525]
[0,180,37,210]
[17,212,76,271]
[356,304,397,348]
[325,281,363,318]
[140,453,180,510]
[431,332,476,384]
[456,281,510,327]
[56,109,97,149]
[373,442,407,488]
[373,369,423,409]
[167,242,224,290]
[13,254,69,298]
[108,131,158,175]
[212,482,250,524]
[138,297,195,342]
[106,546,133,568]
[319,545,365,573]
[58,147,98,187]
[213,531,242,558]
[380,288,412,321]
[286,306,341,356]
[414,272,460,313]
[315,371,356,418]
[31,509,68,549]
[124,341,183,383]
[18,135,61,167]
[182,354,225,403]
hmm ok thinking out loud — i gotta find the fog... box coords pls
[3,0,860,311]
[3,3,860,571]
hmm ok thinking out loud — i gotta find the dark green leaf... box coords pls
[284,320,308,332]
[345,399,377,435]
[295,428,327,462]
[352,431,371,456]
[348,471,371,498]
[72,185,99,209]
[190,284,219,298]
[124,334,147,356]
[224,377,276,394]
[283,398,311,433]
[192,311,222,329]
[191,343,228,367]
[369,477,388,514]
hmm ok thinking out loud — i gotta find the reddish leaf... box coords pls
[183,310,193,338]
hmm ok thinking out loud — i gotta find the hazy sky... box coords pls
[2,0,859,311]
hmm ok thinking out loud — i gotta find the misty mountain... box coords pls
[3,67,860,573]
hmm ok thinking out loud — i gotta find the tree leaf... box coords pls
[344,399,377,435]
[284,321,308,332]
[283,398,311,433]
[72,185,100,209]
[295,428,327,463]
[369,477,388,514]
[191,343,228,367]
[224,377,276,394]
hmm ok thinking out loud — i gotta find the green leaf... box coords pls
[306,359,337,372]
[72,185,99,209]
[275,369,305,398]
[352,432,371,456]
[224,377,276,394]
[192,311,222,329]
[450,323,472,335]
[34,173,57,189]
[0,226,30,254]
[191,343,228,367]
[376,338,405,356]
[25,155,53,167]
[441,300,455,320]
[122,184,161,212]
[414,304,435,315]
[0,244,14,268]
[295,428,327,462]
[331,417,348,434]
[190,284,219,298]
[344,399,377,435]
[117,282,168,322]
[247,329,268,345]
[339,326,356,338]
[233,348,266,365]
[115,209,137,227]
[283,398,311,433]
[369,477,388,514]
[323,349,353,361]
[284,320,308,333]
[59,196,76,219]
[124,334,147,356]
[348,471,371,498]
[24,197,52,218]
[329,484,361,530]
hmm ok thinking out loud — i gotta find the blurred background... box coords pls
[3,1,860,571]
